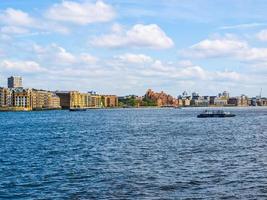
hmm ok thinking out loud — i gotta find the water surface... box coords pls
[0,108,267,199]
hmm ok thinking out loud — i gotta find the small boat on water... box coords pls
[69,108,87,112]
[197,110,235,118]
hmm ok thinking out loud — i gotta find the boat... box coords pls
[69,108,87,111]
[197,110,235,118]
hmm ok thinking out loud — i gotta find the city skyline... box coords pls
[1,76,265,100]
[0,0,267,96]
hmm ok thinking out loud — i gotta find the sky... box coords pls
[0,0,267,97]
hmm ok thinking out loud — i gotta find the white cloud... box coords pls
[181,36,267,66]
[105,52,245,83]
[0,8,69,35]
[0,8,35,27]
[46,0,115,25]
[257,29,267,41]
[91,24,174,49]
[115,53,153,63]
[183,37,248,58]
[214,71,241,81]
[0,49,4,56]
[0,60,46,73]
[55,45,76,63]
[32,43,98,66]
[0,26,29,34]
[80,53,98,64]
[219,23,266,30]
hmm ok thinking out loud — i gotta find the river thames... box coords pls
[0,108,267,199]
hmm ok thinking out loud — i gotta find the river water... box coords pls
[0,108,267,199]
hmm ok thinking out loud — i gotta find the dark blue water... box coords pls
[0,108,267,199]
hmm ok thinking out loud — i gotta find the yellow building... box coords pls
[0,87,12,107]
[48,94,61,109]
[13,88,33,111]
[89,94,102,108]
[178,98,191,107]
[32,90,61,110]
[56,91,102,109]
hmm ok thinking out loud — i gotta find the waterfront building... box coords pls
[191,98,209,107]
[222,91,230,99]
[70,91,84,108]
[56,91,102,109]
[178,98,191,107]
[262,98,267,106]
[190,93,209,107]
[218,91,230,99]
[56,91,71,109]
[8,76,22,88]
[90,94,102,108]
[102,95,118,107]
[32,90,49,109]
[228,95,248,107]
[13,88,33,110]
[145,89,178,107]
[210,96,228,106]
[177,92,191,107]
[0,87,13,107]
[250,97,267,106]
[228,97,239,106]
[32,90,61,110]
[192,92,200,100]
[49,93,61,109]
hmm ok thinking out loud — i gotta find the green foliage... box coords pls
[119,95,139,107]
[119,95,157,107]
[141,97,157,106]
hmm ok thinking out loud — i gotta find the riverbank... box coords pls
[1,105,267,112]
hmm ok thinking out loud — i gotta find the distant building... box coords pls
[191,98,209,107]
[182,91,188,97]
[228,95,248,106]
[32,90,61,110]
[8,76,22,88]
[56,91,102,109]
[210,96,228,106]
[189,92,209,106]
[178,98,191,107]
[250,97,267,106]
[49,94,61,109]
[145,89,178,107]
[192,92,200,100]
[222,91,230,99]
[102,95,118,107]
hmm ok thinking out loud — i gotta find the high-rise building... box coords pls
[8,76,22,88]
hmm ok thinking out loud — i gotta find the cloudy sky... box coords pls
[0,0,267,96]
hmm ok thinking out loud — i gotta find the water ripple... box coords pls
[0,108,267,199]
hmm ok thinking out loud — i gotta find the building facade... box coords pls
[228,95,248,106]
[56,91,103,109]
[0,87,13,107]
[102,95,118,107]
[13,88,33,110]
[32,90,61,110]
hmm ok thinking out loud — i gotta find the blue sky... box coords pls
[0,0,266,97]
